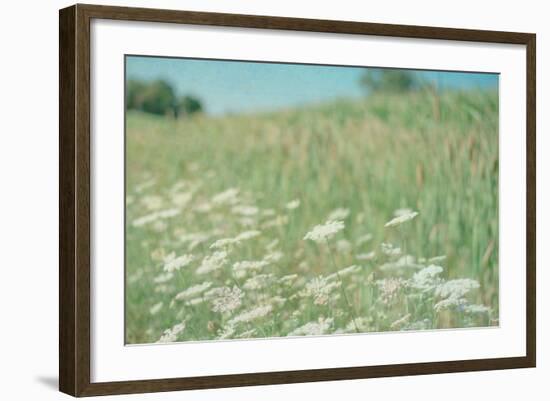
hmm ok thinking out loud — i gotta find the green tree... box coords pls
[126,79,204,118]
[360,69,421,94]
[126,80,147,110]
[139,80,176,116]
[176,95,203,117]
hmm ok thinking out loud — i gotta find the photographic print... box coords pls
[124,56,499,345]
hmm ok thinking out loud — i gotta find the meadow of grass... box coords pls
[125,88,499,344]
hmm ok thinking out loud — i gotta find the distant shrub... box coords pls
[360,69,422,94]
[176,95,203,118]
[126,79,203,117]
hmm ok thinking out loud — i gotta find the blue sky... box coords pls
[126,56,498,116]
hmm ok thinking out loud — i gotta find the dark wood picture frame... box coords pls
[59,3,536,397]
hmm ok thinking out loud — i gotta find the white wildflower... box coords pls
[171,192,193,207]
[150,247,166,262]
[134,177,156,193]
[336,239,352,253]
[345,317,371,332]
[232,205,259,216]
[286,199,300,210]
[154,284,172,294]
[174,282,212,301]
[212,188,240,205]
[196,251,228,275]
[157,321,186,343]
[434,297,468,312]
[209,238,236,250]
[233,260,269,278]
[238,217,256,227]
[304,220,345,243]
[211,286,244,313]
[179,232,211,251]
[356,233,373,246]
[279,274,298,284]
[384,210,419,227]
[380,254,424,271]
[356,251,376,261]
[132,213,159,227]
[404,319,432,331]
[243,273,275,290]
[338,264,360,276]
[237,329,257,339]
[261,208,276,217]
[153,272,174,284]
[261,215,289,229]
[288,317,334,336]
[163,254,195,272]
[377,278,405,304]
[464,304,490,314]
[390,313,411,329]
[394,208,414,217]
[381,242,402,256]
[410,264,444,291]
[234,230,261,242]
[298,261,309,271]
[269,295,287,307]
[302,276,341,305]
[141,195,163,210]
[156,208,181,219]
[328,208,350,221]
[327,265,360,281]
[187,297,206,306]
[228,305,272,325]
[149,302,163,315]
[216,324,236,340]
[428,255,447,264]
[194,201,212,213]
[435,278,480,299]
[263,250,284,263]
[265,239,279,250]
[151,220,168,232]
[169,179,187,193]
[128,269,144,284]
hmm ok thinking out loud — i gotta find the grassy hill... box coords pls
[125,89,498,344]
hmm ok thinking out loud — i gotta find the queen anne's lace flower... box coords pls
[233,260,269,278]
[435,278,480,299]
[149,302,163,315]
[410,265,444,291]
[304,220,345,243]
[196,251,228,275]
[384,210,419,227]
[356,251,376,261]
[228,305,272,325]
[212,188,239,205]
[174,282,212,301]
[285,199,300,210]
[243,273,274,290]
[328,208,350,221]
[163,254,195,272]
[211,286,244,313]
[288,317,334,336]
[231,205,259,216]
[157,321,186,343]
[302,276,341,305]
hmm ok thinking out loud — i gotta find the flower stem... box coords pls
[326,239,360,333]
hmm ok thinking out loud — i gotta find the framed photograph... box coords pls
[59,4,536,397]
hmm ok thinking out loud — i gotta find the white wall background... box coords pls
[0,0,545,399]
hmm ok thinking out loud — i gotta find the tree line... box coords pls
[126,79,203,118]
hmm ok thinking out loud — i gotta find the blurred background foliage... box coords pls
[126,79,204,118]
